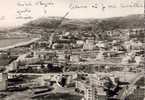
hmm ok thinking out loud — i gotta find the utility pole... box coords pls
[48,6,73,48]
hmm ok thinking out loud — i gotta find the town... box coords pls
[0,18,144,100]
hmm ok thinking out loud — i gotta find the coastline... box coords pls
[0,37,40,51]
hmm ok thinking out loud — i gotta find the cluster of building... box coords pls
[0,27,144,100]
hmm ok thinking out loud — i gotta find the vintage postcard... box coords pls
[0,0,144,100]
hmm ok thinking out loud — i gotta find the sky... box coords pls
[0,0,144,28]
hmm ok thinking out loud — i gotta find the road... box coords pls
[8,72,77,77]
[49,49,125,55]
[117,72,144,100]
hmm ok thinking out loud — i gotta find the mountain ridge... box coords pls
[9,14,144,33]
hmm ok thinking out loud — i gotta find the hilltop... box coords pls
[9,14,144,34]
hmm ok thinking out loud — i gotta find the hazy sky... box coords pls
[0,0,144,28]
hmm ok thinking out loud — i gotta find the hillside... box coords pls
[96,14,144,31]
[15,14,144,33]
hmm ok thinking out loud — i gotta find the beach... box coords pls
[0,38,40,51]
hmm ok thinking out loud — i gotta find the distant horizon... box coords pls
[0,13,143,29]
[39,13,143,19]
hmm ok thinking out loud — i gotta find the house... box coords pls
[96,41,108,50]
[0,73,8,91]
[75,81,99,100]
[83,37,95,50]
[70,55,80,62]
[134,56,144,65]
[76,40,84,47]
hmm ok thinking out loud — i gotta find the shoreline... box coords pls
[0,37,40,51]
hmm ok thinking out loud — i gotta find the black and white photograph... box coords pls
[0,0,144,100]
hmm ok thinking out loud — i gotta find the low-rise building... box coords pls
[76,81,99,100]
[75,73,108,100]
[83,38,95,50]
[0,73,8,91]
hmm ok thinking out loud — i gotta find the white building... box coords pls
[83,38,95,50]
[135,56,144,65]
[0,73,8,91]
[85,85,98,100]
[96,51,105,59]
[70,55,80,62]
[76,81,98,100]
